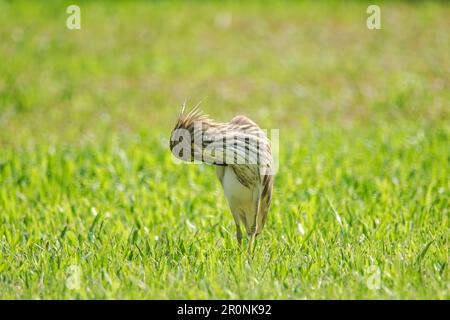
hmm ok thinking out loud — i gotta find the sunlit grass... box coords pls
[0,0,448,299]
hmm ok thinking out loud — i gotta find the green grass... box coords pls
[0,0,448,299]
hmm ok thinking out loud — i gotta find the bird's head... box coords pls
[169,100,209,163]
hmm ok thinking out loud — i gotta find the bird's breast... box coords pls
[222,166,253,204]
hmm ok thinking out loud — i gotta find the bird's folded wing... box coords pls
[193,130,272,176]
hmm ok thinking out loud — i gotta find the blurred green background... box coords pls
[0,0,448,299]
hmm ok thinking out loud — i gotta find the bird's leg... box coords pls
[247,224,257,253]
[247,233,256,254]
[236,224,243,247]
[229,206,243,247]
[247,196,260,254]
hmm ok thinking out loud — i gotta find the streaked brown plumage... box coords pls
[170,102,274,252]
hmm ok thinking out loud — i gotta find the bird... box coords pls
[169,101,274,253]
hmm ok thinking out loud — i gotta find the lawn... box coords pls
[0,0,448,299]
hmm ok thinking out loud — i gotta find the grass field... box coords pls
[0,0,448,299]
